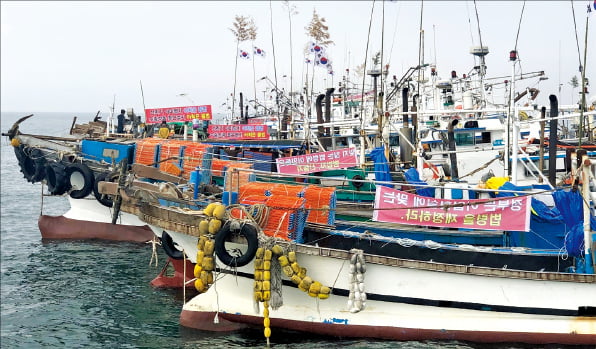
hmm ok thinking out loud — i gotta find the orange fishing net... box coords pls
[182,143,209,180]
[224,162,253,192]
[134,138,162,165]
[158,140,185,175]
[211,159,233,177]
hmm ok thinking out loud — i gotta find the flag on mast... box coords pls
[253,46,266,57]
[238,48,250,59]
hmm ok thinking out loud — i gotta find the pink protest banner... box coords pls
[276,148,358,175]
[373,186,531,231]
[145,105,212,124]
[207,124,269,140]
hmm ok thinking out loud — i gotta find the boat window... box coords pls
[455,132,474,146]
[479,131,491,144]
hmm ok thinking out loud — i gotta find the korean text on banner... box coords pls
[276,148,358,175]
[372,186,531,231]
[145,105,212,124]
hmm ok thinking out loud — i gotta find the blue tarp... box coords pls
[403,167,435,197]
[369,147,392,187]
[553,190,585,257]
[497,182,568,249]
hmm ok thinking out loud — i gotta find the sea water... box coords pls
[0,111,563,348]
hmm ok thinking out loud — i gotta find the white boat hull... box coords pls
[176,240,596,344]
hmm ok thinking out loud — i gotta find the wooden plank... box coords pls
[131,164,188,184]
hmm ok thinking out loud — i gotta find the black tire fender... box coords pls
[214,222,259,268]
[93,172,119,207]
[16,146,45,183]
[28,148,47,183]
[66,163,95,199]
[161,231,184,260]
[351,174,364,189]
[44,162,71,196]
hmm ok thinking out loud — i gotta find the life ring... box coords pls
[44,161,71,196]
[214,222,258,267]
[66,162,95,199]
[93,172,119,207]
[161,231,184,260]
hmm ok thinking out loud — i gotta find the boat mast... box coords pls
[508,50,518,183]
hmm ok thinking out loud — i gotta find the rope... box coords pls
[458,153,500,180]
[40,181,44,216]
[570,0,583,72]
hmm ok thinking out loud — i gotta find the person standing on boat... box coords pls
[116,109,126,134]
[158,120,170,139]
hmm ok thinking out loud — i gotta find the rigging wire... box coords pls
[417,0,424,102]
[513,1,526,76]
[386,1,401,65]
[513,0,526,53]
[465,1,477,66]
[269,1,279,109]
[358,0,376,127]
[570,0,583,72]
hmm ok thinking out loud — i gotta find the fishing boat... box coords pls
[101,165,596,345]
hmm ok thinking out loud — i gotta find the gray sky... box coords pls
[1,1,594,116]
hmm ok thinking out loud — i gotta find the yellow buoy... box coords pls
[282,266,294,277]
[298,267,307,279]
[263,249,272,261]
[288,251,297,263]
[254,258,264,270]
[10,138,20,147]
[196,250,205,265]
[264,327,271,338]
[262,291,271,301]
[193,264,202,278]
[263,317,270,328]
[213,204,226,219]
[263,270,271,281]
[263,308,269,318]
[197,236,207,251]
[263,260,271,271]
[278,255,289,267]
[290,275,301,285]
[199,220,209,235]
[194,279,205,292]
[319,286,331,295]
[256,247,265,259]
[203,203,217,217]
[271,245,283,255]
[202,256,214,271]
[208,219,222,234]
[203,240,215,256]
[318,293,329,299]
[290,262,301,274]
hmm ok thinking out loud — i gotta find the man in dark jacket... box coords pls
[116,109,126,133]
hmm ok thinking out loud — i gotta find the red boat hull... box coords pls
[38,215,155,242]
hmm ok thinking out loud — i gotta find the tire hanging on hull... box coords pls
[161,231,184,260]
[66,162,95,199]
[214,222,259,267]
[93,172,119,207]
[15,146,46,183]
[44,161,71,196]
